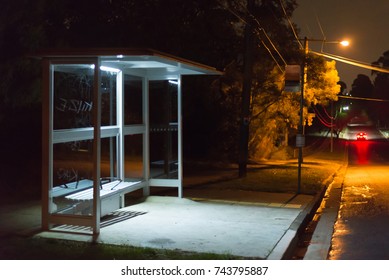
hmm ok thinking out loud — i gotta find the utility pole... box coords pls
[238,0,255,178]
[296,37,349,192]
[297,37,308,193]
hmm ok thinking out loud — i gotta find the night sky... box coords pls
[293,0,389,90]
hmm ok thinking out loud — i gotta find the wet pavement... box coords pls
[329,164,389,259]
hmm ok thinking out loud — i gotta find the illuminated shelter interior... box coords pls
[37,49,221,235]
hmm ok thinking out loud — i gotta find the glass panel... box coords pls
[124,134,144,180]
[101,136,118,180]
[149,80,178,179]
[124,74,143,125]
[53,64,94,130]
[101,70,117,126]
[51,140,94,216]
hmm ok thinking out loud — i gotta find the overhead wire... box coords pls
[321,104,338,120]
[338,95,389,102]
[241,4,287,72]
[238,1,288,65]
[222,0,287,72]
[279,0,303,49]
[315,13,326,40]
[314,11,328,52]
[312,106,334,127]
[313,106,331,126]
[258,41,285,72]
[260,28,288,66]
[311,51,389,74]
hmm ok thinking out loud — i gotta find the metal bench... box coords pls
[51,179,93,198]
[62,180,141,216]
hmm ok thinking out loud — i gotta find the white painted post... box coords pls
[92,58,101,236]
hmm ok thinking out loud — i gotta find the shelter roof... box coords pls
[33,48,222,76]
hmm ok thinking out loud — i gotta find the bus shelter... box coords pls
[37,49,221,235]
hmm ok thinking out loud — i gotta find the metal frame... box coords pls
[42,58,100,233]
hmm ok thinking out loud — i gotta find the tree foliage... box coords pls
[248,57,340,159]
[371,50,389,126]
[350,74,374,98]
[306,58,340,105]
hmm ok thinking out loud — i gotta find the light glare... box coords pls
[100,66,121,73]
[340,40,350,47]
[90,65,121,73]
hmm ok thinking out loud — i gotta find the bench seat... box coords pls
[61,180,141,216]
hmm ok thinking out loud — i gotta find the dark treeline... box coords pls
[0,0,299,164]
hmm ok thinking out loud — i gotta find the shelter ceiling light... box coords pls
[90,65,121,73]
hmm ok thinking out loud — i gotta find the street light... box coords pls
[320,39,350,52]
[297,37,349,193]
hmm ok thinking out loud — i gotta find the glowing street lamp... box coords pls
[321,39,350,46]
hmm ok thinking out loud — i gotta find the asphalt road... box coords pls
[328,137,389,259]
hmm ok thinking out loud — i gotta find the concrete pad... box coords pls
[38,196,311,259]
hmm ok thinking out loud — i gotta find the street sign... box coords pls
[285,65,301,92]
[296,134,305,147]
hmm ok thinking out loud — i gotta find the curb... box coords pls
[267,163,345,260]
[303,164,347,259]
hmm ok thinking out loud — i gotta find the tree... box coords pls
[371,50,389,126]
[249,66,300,159]
[0,0,46,121]
[247,56,340,160]
[350,74,374,98]
[345,74,373,121]
[216,0,298,171]
[305,58,342,138]
[0,0,240,142]
[305,59,341,106]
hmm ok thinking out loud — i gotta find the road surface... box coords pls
[329,138,389,259]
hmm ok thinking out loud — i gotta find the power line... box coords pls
[321,104,338,120]
[221,2,284,71]
[312,106,333,127]
[311,51,389,74]
[315,13,326,40]
[224,0,287,70]
[338,95,389,102]
[237,1,287,66]
[258,42,284,72]
[279,0,303,49]
[259,27,288,66]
